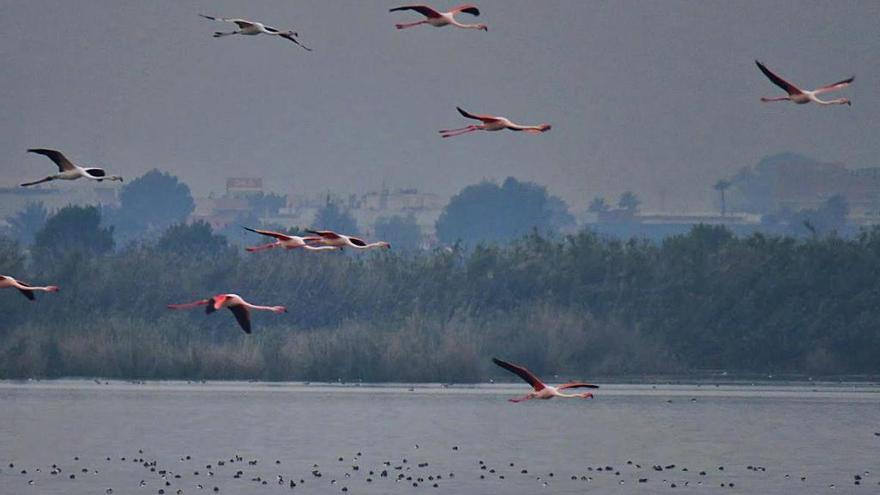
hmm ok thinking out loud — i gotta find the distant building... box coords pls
[354,187,444,239]
[191,185,447,245]
[596,209,637,223]
[637,212,758,225]
[226,177,263,197]
[192,196,253,229]
[727,153,880,217]
[360,187,445,212]
[190,178,271,229]
[586,208,761,241]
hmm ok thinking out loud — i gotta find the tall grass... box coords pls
[2,224,880,380]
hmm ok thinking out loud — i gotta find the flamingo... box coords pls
[440,107,551,138]
[390,4,488,31]
[21,149,123,187]
[199,15,312,51]
[0,275,59,300]
[167,294,286,334]
[755,60,853,106]
[306,230,391,250]
[242,226,338,252]
[492,357,598,402]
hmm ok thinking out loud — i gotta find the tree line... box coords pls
[5,171,582,252]
[1,207,879,381]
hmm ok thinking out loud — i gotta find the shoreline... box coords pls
[2,379,879,402]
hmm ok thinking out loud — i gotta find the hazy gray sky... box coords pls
[2,1,878,212]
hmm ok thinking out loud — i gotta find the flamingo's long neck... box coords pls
[302,245,337,251]
[555,391,581,398]
[453,21,484,30]
[14,282,58,292]
[811,96,849,105]
[345,241,389,250]
[85,173,122,182]
[244,302,285,313]
[506,123,546,134]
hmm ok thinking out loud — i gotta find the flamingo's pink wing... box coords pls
[227,305,252,334]
[755,60,802,95]
[243,226,292,241]
[492,357,546,391]
[389,5,443,18]
[27,148,76,172]
[211,295,229,311]
[307,229,344,240]
[457,106,500,123]
[347,236,368,247]
[814,76,854,95]
[167,299,211,310]
[17,286,36,301]
[451,4,480,16]
[558,382,600,390]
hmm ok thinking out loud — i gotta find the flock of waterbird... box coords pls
[10,442,874,493]
[4,3,856,399]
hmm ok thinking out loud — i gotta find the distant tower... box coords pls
[714,180,731,217]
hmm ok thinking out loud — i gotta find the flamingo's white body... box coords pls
[21,149,123,187]
[243,226,338,253]
[168,293,286,334]
[440,107,551,138]
[755,60,853,106]
[307,230,391,250]
[200,15,312,51]
[0,275,59,300]
[390,4,487,31]
[493,357,598,402]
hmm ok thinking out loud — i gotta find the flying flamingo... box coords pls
[440,107,551,138]
[755,60,853,106]
[199,15,312,51]
[306,230,391,250]
[492,357,598,402]
[0,275,59,300]
[21,149,123,187]
[168,294,286,334]
[389,4,488,31]
[242,226,339,253]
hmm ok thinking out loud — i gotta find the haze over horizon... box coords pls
[2,0,878,213]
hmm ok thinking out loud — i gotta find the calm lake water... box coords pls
[1,381,878,494]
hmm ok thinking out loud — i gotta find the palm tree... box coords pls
[618,191,641,212]
[588,196,610,214]
[714,180,731,217]
[313,200,359,235]
[7,202,49,245]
